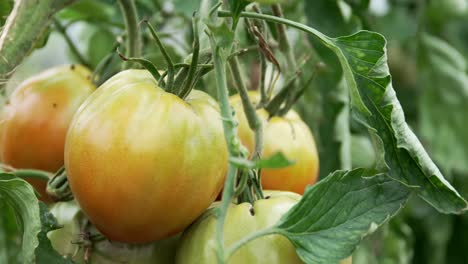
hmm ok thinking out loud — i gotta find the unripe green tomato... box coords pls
[177,191,351,264]
[0,65,95,202]
[48,201,179,263]
[65,69,228,243]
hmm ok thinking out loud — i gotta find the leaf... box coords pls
[0,200,22,263]
[0,173,41,264]
[35,204,73,264]
[57,0,119,26]
[301,1,360,178]
[0,0,13,27]
[273,168,410,263]
[418,34,468,174]
[329,31,467,214]
[304,0,361,37]
[228,0,250,28]
[229,152,294,169]
[87,27,115,68]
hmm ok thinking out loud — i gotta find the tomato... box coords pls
[65,69,228,243]
[0,65,95,201]
[176,191,351,264]
[48,201,179,263]
[230,93,319,194]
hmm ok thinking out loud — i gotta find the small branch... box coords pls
[145,21,175,93]
[179,14,200,99]
[271,4,296,70]
[117,0,141,69]
[53,18,90,68]
[225,228,277,261]
[228,57,263,160]
[208,30,238,264]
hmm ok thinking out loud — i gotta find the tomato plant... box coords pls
[0,0,467,264]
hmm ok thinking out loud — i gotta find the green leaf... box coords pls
[418,34,468,174]
[304,0,361,37]
[0,200,21,263]
[330,31,467,214]
[228,0,250,28]
[229,152,295,169]
[35,204,73,264]
[57,0,119,26]
[274,168,410,263]
[0,0,13,27]
[0,173,41,264]
[87,27,115,68]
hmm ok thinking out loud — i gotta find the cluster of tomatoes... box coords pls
[0,65,328,263]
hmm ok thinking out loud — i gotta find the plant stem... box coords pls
[224,227,277,261]
[208,31,238,264]
[217,11,333,51]
[117,0,141,69]
[53,18,90,68]
[0,0,78,81]
[11,169,51,181]
[228,57,263,160]
[179,15,200,99]
[271,4,296,70]
[145,21,175,93]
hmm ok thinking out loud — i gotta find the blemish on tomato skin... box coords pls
[53,103,57,108]
[70,64,76,70]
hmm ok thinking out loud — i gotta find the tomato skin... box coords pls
[176,191,352,264]
[48,201,179,263]
[65,70,228,243]
[0,65,95,201]
[176,191,303,264]
[230,93,319,194]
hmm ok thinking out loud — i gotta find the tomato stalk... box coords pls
[46,167,74,202]
[52,18,91,68]
[117,0,141,70]
[145,21,176,92]
[179,14,200,99]
[271,4,296,71]
[0,0,77,82]
[207,30,238,263]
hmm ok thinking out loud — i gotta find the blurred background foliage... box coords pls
[1,0,467,263]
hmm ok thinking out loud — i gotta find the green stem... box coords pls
[228,57,263,160]
[271,4,296,70]
[208,31,238,264]
[0,0,78,80]
[145,21,175,93]
[12,169,51,181]
[53,18,90,68]
[217,10,332,49]
[179,15,200,99]
[117,0,141,69]
[224,228,277,261]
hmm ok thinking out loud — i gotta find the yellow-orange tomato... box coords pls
[65,70,228,243]
[230,92,319,194]
[0,65,95,201]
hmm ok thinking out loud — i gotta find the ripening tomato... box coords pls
[230,93,319,194]
[48,201,179,263]
[65,70,228,243]
[176,191,352,264]
[0,65,95,201]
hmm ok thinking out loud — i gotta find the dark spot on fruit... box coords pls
[265,196,271,199]
[87,75,91,80]
[5,100,10,105]
[70,64,75,70]
[53,103,57,108]
[249,206,255,216]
